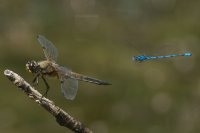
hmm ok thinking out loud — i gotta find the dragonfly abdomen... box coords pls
[69,72,111,85]
[83,76,111,85]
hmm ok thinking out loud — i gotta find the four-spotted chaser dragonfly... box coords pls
[26,35,110,100]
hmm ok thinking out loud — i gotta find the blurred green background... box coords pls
[0,0,200,133]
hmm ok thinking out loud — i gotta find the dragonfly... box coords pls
[26,35,111,100]
[132,52,192,62]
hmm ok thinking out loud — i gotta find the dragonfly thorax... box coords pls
[26,60,41,74]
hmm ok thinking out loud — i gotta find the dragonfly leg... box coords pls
[32,73,40,86]
[41,75,50,97]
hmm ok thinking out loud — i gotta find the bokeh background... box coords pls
[0,0,200,133]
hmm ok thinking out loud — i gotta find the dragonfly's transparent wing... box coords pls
[61,78,78,100]
[37,35,58,62]
[53,65,79,100]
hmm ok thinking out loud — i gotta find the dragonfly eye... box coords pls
[26,60,40,73]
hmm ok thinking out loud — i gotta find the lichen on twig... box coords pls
[4,69,93,133]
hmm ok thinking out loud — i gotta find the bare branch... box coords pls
[4,69,93,133]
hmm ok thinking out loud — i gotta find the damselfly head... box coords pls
[26,60,40,73]
[132,55,147,62]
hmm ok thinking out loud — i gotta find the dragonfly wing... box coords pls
[61,78,78,100]
[53,65,79,100]
[37,35,58,62]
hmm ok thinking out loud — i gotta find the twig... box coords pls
[4,69,93,133]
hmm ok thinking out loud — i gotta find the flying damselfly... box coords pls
[132,52,192,62]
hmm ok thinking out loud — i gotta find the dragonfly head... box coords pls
[26,60,40,74]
